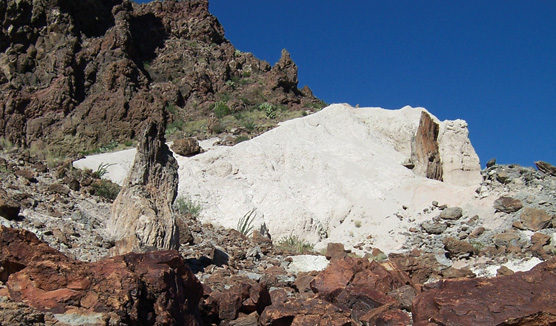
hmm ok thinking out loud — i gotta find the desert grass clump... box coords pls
[174,196,202,218]
[276,235,314,255]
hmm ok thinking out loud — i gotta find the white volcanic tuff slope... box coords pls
[176,104,483,253]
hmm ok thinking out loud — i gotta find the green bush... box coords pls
[166,119,185,136]
[235,135,249,144]
[258,102,277,119]
[174,196,202,218]
[91,179,121,201]
[165,104,177,115]
[213,101,230,118]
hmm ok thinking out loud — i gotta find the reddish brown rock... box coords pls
[260,297,354,326]
[201,274,271,324]
[389,252,441,285]
[310,257,414,322]
[359,303,411,326]
[412,111,443,181]
[1,226,203,325]
[412,258,556,326]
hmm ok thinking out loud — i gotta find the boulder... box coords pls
[493,196,523,213]
[107,121,179,254]
[171,138,202,157]
[310,257,414,322]
[0,226,203,325]
[201,274,271,324]
[421,220,447,234]
[486,158,496,168]
[442,237,475,259]
[439,206,463,220]
[535,161,556,176]
[519,207,553,231]
[412,258,556,326]
[260,297,354,326]
[0,187,20,220]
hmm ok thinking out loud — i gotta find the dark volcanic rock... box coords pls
[1,226,203,325]
[0,0,323,154]
[260,297,354,326]
[412,258,556,326]
[0,187,20,220]
[310,257,414,323]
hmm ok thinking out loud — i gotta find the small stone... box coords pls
[486,158,496,168]
[468,227,485,239]
[211,248,229,267]
[496,266,515,276]
[325,243,346,261]
[422,220,447,234]
[48,183,70,195]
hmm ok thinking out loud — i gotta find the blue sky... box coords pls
[137,1,556,167]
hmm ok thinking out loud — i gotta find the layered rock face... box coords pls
[0,226,203,325]
[411,111,443,181]
[0,0,322,154]
[107,120,179,254]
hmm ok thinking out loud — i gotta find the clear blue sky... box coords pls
[137,0,556,167]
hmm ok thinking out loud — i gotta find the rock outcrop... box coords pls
[0,226,203,325]
[0,0,323,155]
[107,120,179,254]
[412,258,556,326]
[412,111,443,181]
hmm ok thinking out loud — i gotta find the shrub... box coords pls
[276,235,314,254]
[213,101,230,118]
[166,119,185,136]
[174,196,202,218]
[91,179,121,201]
[258,102,277,119]
[0,137,14,151]
[237,209,257,236]
[165,104,177,115]
[235,135,249,144]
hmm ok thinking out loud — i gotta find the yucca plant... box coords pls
[237,208,257,236]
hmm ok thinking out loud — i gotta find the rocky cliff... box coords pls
[0,0,323,155]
